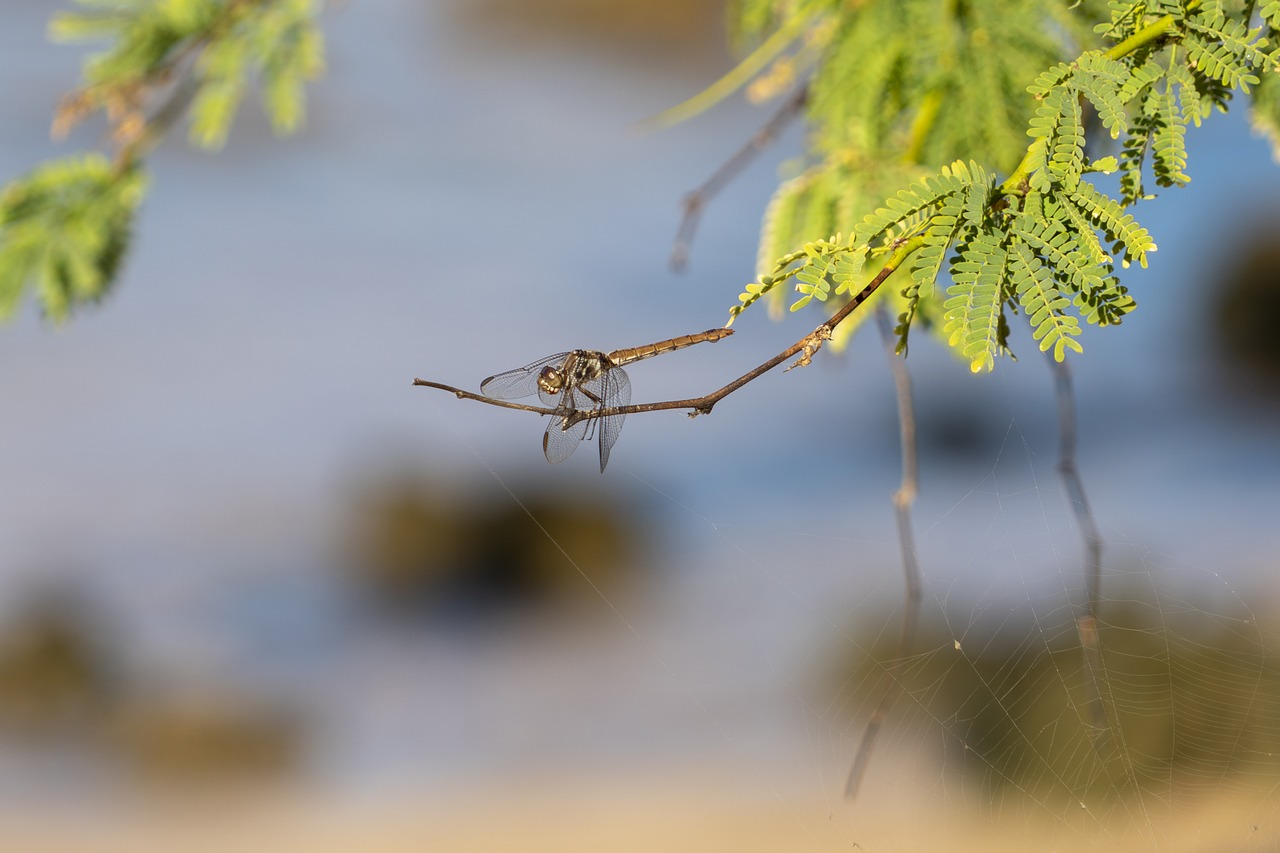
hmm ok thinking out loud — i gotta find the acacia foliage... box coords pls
[0,0,324,322]
[728,0,1280,371]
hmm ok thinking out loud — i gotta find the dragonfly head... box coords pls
[537,365,565,396]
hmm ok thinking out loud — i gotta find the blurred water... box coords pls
[0,0,1278,822]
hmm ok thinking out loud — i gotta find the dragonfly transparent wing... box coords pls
[542,385,590,464]
[596,366,630,472]
[480,353,570,402]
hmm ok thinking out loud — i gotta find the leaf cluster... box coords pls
[51,0,324,150]
[0,156,145,321]
[742,0,1112,341]
[730,0,1279,371]
[0,0,325,321]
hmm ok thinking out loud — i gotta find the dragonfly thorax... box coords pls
[479,329,730,472]
[538,350,608,397]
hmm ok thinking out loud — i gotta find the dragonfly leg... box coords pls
[563,387,604,441]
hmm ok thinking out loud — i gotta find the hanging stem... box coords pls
[670,85,809,271]
[845,307,924,799]
[1047,354,1110,747]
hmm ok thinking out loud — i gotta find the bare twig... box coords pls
[415,241,918,422]
[669,85,809,271]
[408,382,560,417]
[845,307,924,800]
[1048,355,1110,747]
[115,70,202,171]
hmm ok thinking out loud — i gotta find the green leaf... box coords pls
[854,169,967,248]
[1027,61,1075,98]
[1150,83,1189,187]
[944,229,1010,373]
[908,191,967,302]
[1181,23,1266,93]
[1008,240,1083,361]
[1066,180,1157,268]
[190,35,250,149]
[791,248,838,310]
[1263,0,1280,30]
[1074,52,1131,138]
[1010,213,1109,299]
[0,155,147,322]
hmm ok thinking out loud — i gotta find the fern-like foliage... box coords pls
[52,0,326,150]
[853,167,975,248]
[0,0,326,321]
[1182,11,1269,93]
[728,0,1278,370]
[1073,52,1132,137]
[1066,181,1156,269]
[797,0,1106,171]
[0,156,146,322]
[1008,240,1084,363]
[1029,87,1087,191]
[1150,80,1191,187]
[944,229,1012,373]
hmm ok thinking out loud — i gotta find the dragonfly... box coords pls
[480,327,733,472]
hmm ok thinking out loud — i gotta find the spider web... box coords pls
[424,383,1280,851]
[607,411,1280,851]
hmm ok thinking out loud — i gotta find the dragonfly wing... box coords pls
[542,394,589,465]
[480,353,570,401]
[596,367,631,472]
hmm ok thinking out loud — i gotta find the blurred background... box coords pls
[1,0,1279,850]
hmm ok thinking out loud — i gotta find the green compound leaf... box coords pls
[1066,180,1157,268]
[1010,213,1109,301]
[1008,239,1083,362]
[1151,82,1189,187]
[853,169,969,248]
[944,228,1010,373]
[0,154,147,321]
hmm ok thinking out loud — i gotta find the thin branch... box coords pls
[407,381,560,417]
[415,240,920,422]
[845,307,924,800]
[1048,354,1110,748]
[670,84,809,271]
[115,69,202,171]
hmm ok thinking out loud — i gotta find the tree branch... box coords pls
[670,84,809,271]
[407,381,561,417]
[414,241,919,422]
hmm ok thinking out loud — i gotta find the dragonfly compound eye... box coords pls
[537,366,565,395]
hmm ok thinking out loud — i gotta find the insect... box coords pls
[479,328,733,471]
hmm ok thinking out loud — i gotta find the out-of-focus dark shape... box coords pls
[342,470,642,620]
[1213,226,1280,397]
[0,582,305,788]
[108,692,302,784]
[829,585,1280,802]
[872,387,1008,469]
[0,586,119,737]
[344,482,472,608]
[445,0,725,68]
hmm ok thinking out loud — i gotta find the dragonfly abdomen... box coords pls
[607,327,732,366]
